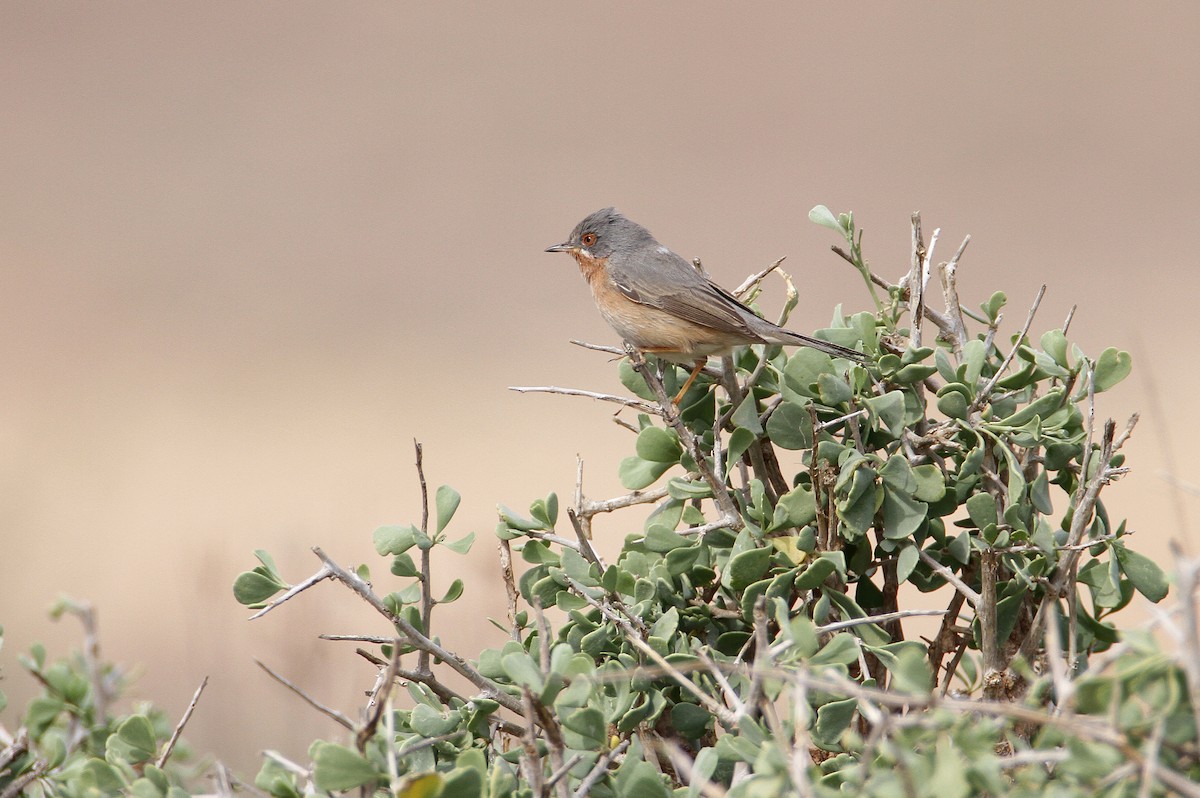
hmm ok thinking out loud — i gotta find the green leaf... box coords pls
[114,714,157,761]
[765,400,813,450]
[771,485,817,531]
[725,547,773,591]
[864,391,906,435]
[497,505,544,532]
[1040,329,1069,366]
[809,204,845,235]
[809,633,860,667]
[881,488,927,540]
[937,389,970,420]
[501,651,543,691]
[442,531,475,555]
[530,494,558,529]
[981,291,1007,322]
[83,759,127,793]
[817,373,853,406]
[636,426,682,463]
[725,428,758,474]
[667,477,713,500]
[670,702,712,739]
[930,738,970,798]
[562,707,606,749]
[1112,544,1168,602]
[912,464,946,502]
[618,456,673,490]
[312,743,379,792]
[966,492,998,529]
[391,553,418,577]
[618,359,657,401]
[783,348,835,398]
[731,393,763,434]
[374,524,420,555]
[435,485,461,534]
[812,698,857,749]
[232,570,287,606]
[896,543,919,583]
[879,456,916,493]
[395,773,445,798]
[962,338,987,387]
[645,525,690,552]
[442,766,481,798]
[441,579,464,603]
[1093,347,1132,392]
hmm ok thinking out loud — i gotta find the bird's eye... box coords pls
[581,232,597,247]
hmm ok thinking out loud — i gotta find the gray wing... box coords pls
[606,247,765,339]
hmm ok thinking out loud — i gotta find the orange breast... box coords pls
[572,252,750,358]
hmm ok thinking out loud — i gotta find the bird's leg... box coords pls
[673,360,706,405]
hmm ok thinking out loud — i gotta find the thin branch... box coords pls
[357,640,405,751]
[567,508,605,570]
[1170,543,1200,745]
[509,385,663,416]
[732,256,787,298]
[815,408,869,432]
[918,549,982,606]
[248,564,334,620]
[255,659,355,731]
[572,738,630,798]
[569,339,625,356]
[938,235,971,353]
[909,213,926,348]
[311,547,526,716]
[566,576,738,726]
[972,284,1047,410]
[497,537,521,640]
[626,345,742,529]
[579,485,671,518]
[156,676,208,768]
[414,440,433,676]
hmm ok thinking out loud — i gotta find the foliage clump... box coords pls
[4,209,1197,797]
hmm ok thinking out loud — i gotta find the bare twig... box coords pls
[569,339,624,356]
[509,385,663,416]
[414,441,433,676]
[255,659,355,731]
[497,537,521,640]
[732,256,787,298]
[626,345,742,529]
[1171,544,1200,746]
[156,676,208,768]
[972,284,1047,410]
[572,739,630,798]
[248,564,334,620]
[938,235,972,353]
[357,640,405,751]
[579,485,671,518]
[909,213,926,348]
[0,760,48,798]
[566,576,737,726]
[567,508,605,570]
[918,549,981,606]
[310,547,527,716]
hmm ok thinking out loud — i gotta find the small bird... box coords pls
[546,207,866,401]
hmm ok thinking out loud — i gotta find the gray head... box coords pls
[545,207,657,260]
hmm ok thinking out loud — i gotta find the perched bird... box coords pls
[546,207,866,400]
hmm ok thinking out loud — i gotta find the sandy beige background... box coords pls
[2,1,1197,776]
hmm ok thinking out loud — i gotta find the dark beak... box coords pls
[545,242,573,253]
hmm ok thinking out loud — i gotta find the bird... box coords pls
[545,207,866,401]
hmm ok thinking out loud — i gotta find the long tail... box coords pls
[766,327,868,362]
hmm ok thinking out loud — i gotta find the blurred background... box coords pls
[2,1,1197,776]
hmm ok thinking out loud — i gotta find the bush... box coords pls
[4,208,1197,797]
